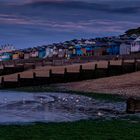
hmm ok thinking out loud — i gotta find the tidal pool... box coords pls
[0,90,129,124]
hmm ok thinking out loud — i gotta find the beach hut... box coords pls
[67,46,76,58]
[30,50,39,58]
[38,48,46,58]
[120,43,131,55]
[81,46,86,56]
[0,55,2,61]
[94,47,107,56]
[131,37,140,53]
[24,52,30,59]
[52,47,59,57]
[45,47,52,58]
[107,42,120,55]
[1,52,12,61]
[85,45,93,56]
[12,53,19,60]
[58,48,65,58]
[19,52,24,59]
[75,45,83,56]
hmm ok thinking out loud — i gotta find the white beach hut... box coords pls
[131,37,140,53]
[120,43,131,55]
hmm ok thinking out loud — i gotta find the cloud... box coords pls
[0,0,140,48]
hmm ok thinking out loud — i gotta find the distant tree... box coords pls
[125,27,140,36]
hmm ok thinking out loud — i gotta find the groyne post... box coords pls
[33,72,36,79]
[121,58,124,74]
[134,58,138,72]
[95,64,97,70]
[1,77,4,87]
[17,74,21,87]
[79,65,83,80]
[64,67,68,82]
[107,61,110,76]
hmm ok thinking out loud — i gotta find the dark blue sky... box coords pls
[0,0,140,48]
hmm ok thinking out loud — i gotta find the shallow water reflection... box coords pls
[0,90,130,124]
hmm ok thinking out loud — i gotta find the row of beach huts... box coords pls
[0,34,140,61]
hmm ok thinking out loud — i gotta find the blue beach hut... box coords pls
[107,42,120,55]
[75,45,83,56]
[38,48,46,58]
[1,52,12,61]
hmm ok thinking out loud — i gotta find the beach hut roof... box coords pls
[135,36,140,42]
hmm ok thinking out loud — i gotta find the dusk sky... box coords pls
[0,0,140,48]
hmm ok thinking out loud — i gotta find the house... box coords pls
[84,40,96,45]
[131,37,140,53]
[119,43,131,55]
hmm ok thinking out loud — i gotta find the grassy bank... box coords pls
[11,85,125,102]
[0,120,139,140]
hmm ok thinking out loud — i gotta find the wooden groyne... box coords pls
[126,98,140,113]
[0,63,36,76]
[1,59,140,89]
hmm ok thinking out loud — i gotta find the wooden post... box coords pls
[42,60,45,67]
[13,61,16,67]
[48,69,52,85]
[64,68,67,74]
[134,58,137,72]
[17,74,21,87]
[108,61,110,68]
[49,69,52,77]
[2,62,5,69]
[17,74,21,81]
[121,58,124,74]
[79,65,83,73]
[93,64,98,78]
[64,68,67,82]
[33,72,36,79]
[95,64,97,70]
[121,58,124,65]
[79,65,83,80]
[1,77,4,86]
[107,61,110,76]
[32,63,36,69]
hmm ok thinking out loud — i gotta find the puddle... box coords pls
[0,91,139,124]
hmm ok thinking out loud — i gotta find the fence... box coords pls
[1,59,140,89]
